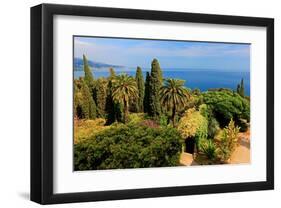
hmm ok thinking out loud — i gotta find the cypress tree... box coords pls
[149,59,163,118]
[152,58,163,83]
[236,84,240,94]
[94,78,108,118]
[240,78,245,97]
[109,67,116,78]
[135,66,145,112]
[144,72,151,113]
[73,80,79,118]
[83,54,94,90]
[236,78,245,97]
[80,79,96,119]
[105,79,115,124]
[74,79,85,119]
[105,74,123,124]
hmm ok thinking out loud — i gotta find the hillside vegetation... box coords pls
[74,55,250,170]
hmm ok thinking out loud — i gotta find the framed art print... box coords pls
[31,4,274,204]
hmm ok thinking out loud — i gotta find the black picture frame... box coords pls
[31,3,274,204]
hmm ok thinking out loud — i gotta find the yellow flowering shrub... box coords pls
[177,108,208,140]
[74,118,109,144]
[216,119,240,162]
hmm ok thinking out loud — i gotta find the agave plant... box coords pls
[200,139,218,161]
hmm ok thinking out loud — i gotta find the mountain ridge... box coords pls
[74,57,124,71]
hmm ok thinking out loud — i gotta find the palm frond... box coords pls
[111,74,139,105]
[159,78,190,110]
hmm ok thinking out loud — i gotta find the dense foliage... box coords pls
[74,78,96,119]
[74,124,183,170]
[111,74,138,123]
[74,54,250,168]
[203,90,250,127]
[199,104,220,138]
[177,107,208,141]
[148,59,163,119]
[105,72,123,124]
[83,54,94,91]
[195,119,240,164]
[144,72,151,113]
[160,79,190,126]
[135,67,145,112]
[236,78,245,97]
[216,119,240,162]
[199,139,218,160]
[74,118,109,144]
[94,78,107,118]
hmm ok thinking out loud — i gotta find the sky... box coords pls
[74,36,250,71]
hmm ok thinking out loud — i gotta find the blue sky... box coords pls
[74,36,250,71]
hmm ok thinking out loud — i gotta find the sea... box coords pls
[74,68,250,96]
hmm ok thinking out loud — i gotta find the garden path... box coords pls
[180,152,197,166]
[229,129,251,164]
[180,129,250,166]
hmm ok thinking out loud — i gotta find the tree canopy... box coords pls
[203,90,250,127]
[144,72,151,113]
[74,55,250,168]
[94,78,108,118]
[83,54,94,90]
[74,124,182,170]
[135,66,145,112]
[74,78,96,119]
[159,79,190,126]
[111,74,138,123]
[236,78,245,97]
[148,59,163,119]
[177,107,208,140]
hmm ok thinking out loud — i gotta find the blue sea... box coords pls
[74,69,250,96]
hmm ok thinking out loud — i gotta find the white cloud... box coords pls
[74,38,250,67]
[125,43,249,58]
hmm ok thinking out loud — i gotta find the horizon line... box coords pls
[74,57,249,72]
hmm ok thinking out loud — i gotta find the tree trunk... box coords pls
[172,105,176,127]
[124,98,128,123]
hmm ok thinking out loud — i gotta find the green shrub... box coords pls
[186,94,204,110]
[127,113,145,124]
[199,139,218,160]
[236,118,248,132]
[199,104,220,138]
[217,119,240,162]
[159,115,169,127]
[74,124,183,170]
[208,117,220,138]
[141,119,159,128]
[74,118,109,144]
[74,78,97,119]
[203,90,250,128]
[177,108,208,153]
[178,108,208,141]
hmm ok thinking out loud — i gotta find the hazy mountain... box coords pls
[74,58,124,71]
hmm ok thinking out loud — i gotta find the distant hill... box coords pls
[74,58,123,71]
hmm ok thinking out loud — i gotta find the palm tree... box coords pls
[111,74,138,123]
[159,79,190,127]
